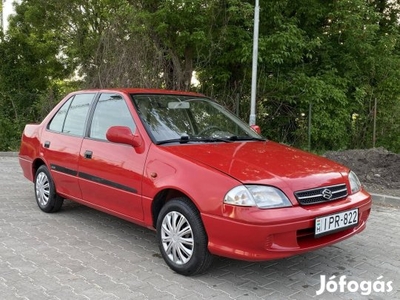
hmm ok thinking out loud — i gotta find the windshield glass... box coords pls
[131,94,263,144]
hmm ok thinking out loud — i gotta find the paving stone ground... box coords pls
[1,156,399,299]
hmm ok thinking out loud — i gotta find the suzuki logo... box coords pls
[322,188,333,200]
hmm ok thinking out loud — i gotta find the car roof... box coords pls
[72,88,204,97]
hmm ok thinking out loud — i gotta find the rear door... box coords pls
[78,93,145,221]
[42,92,96,199]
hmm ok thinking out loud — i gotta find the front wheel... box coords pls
[34,165,64,213]
[156,197,213,275]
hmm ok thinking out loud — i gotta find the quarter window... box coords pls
[48,93,95,136]
[48,97,73,132]
[89,93,136,140]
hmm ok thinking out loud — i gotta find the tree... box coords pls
[1,0,400,152]
[249,0,400,151]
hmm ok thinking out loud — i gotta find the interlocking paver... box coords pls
[1,156,400,299]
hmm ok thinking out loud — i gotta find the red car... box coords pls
[19,88,372,275]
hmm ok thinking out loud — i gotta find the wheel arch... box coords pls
[151,188,201,229]
[32,158,47,179]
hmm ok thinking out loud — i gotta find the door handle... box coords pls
[44,141,50,148]
[84,150,93,159]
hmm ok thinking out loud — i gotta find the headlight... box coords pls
[349,171,362,194]
[224,185,292,209]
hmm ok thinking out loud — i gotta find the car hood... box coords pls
[162,141,349,192]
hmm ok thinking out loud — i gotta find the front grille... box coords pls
[294,184,348,205]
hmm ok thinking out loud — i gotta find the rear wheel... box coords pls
[34,165,64,213]
[157,197,213,275]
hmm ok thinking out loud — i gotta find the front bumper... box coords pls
[202,189,372,261]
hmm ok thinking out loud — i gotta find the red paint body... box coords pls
[19,88,372,261]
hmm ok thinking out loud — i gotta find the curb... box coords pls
[370,193,400,208]
[0,152,18,157]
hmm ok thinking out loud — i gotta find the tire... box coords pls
[34,165,64,213]
[156,197,213,276]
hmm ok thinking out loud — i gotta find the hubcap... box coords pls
[161,211,194,265]
[36,172,50,207]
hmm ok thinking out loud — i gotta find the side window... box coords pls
[89,93,136,140]
[62,94,95,136]
[48,97,73,132]
[48,93,95,136]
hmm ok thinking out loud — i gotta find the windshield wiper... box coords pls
[158,136,234,144]
[156,135,266,145]
[156,135,191,145]
[195,136,237,143]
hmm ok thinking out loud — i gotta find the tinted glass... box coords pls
[90,93,136,140]
[48,97,73,132]
[62,93,95,136]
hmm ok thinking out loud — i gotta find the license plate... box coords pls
[315,209,358,237]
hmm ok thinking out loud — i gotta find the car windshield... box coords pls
[131,94,264,144]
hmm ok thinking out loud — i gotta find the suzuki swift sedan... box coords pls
[19,88,372,275]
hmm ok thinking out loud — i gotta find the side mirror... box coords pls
[106,126,142,148]
[250,125,261,134]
